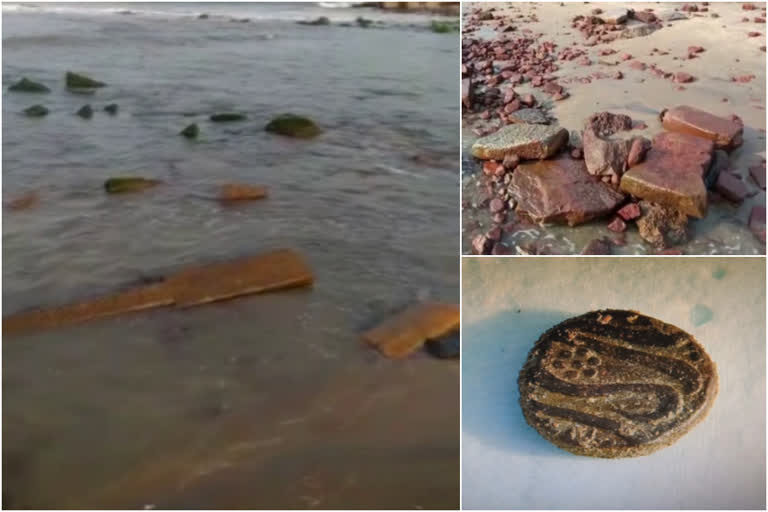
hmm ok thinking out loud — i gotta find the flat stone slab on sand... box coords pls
[509,156,625,226]
[661,105,743,150]
[620,132,714,218]
[507,108,549,125]
[362,302,460,359]
[471,124,568,160]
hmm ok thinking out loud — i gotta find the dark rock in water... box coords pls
[581,237,613,254]
[198,13,209,19]
[714,172,749,203]
[661,105,743,150]
[8,77,50,93]
[636,201,688,248]
[180,123,199,139]
[431,20,459,33]
[66,71,106,89]
[425,332,459,359]
[509,156,625,226]
[210,113,247,122]
[705,150,729,188]
[356,16,373,28]
[297,16,330,26]
[104,177,162,194]
[76,104,94,119]
[264,114,322,138]
[24,105,49,117]
[104,103,119,115]
[620,131,714,218]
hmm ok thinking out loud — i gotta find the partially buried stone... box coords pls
[104,103,118,115]
[749,164,766,189]
[714,173,748,203]
[362,303,459,359]
[76,105,94,119]
[749,205,766,243]
[264,114,322,138]
[580,237,613,254]
[471,124,569,160]
[705,150,729,189]
[518,309,717,458]
[617,202,641,221]
[24,105,48,117]
[507,108,549,125]
[508,156,625,226]
[636,201,688,248]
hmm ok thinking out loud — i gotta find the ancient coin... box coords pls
[518,309,718,458]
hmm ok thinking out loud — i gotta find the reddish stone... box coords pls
[489,197,506,213]
[607,216,627,232]
[504,99,521,113]
[636,201,689,248]
[491,244,511,255]
[480,110,491,120]
[570,148,583,159]
[621,53,633,60]
[714,173,749,202]
[620,132,714,218]
[614,71,623,79]
[543,81,563,95]
[503,153,520,171]
[617,202,642,221]
[532,76,544,87]
[492,212,507,224]
[483,160,504,176]
[462,79,473,109]
[486,226,502,241]
[520,94,536,107]
[633,10,657,23]
[743,3,757,10]
[748,31,762,36]
[552,91,570,101]
[508,156,625,226]
[472,234,493,255]
[749,164,766,189]
[627,137,650,168]
[661,105,744,150]
[503,88,517,104]
[688,45,705,54]
[674,72,695,83]
[755,17,766,23]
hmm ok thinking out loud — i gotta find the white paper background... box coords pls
[462,257,765,510]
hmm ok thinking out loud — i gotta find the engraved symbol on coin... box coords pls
[518,310,718,458]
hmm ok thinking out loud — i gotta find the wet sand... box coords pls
[462,2,766,254]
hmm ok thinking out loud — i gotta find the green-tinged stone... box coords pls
[264,114,322,138]
[8,77,50,93]
[180,123,199,139]
[209,113,247,122]
[430,20,459,33]
[104,177,162,194]
[66,71,106,88]
[690,304,713,327]
[24,105,49,117]
[76,104,94,119]
[712,267,726,280]
[104,103,119,115]
[471,124,568,160]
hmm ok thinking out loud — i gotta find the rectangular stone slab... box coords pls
[471,124,568,160]
[661,105,743,150]
[362,303,460,359]
[620,132,713,218]
[170,249,314,307]
[3,249,314,335]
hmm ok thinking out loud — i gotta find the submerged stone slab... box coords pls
[620,132,714,218]
[509,156,625,226]
[661,105,744,150]
[3,249,314,335]
[471,124,568,160]
[362,303,460,359]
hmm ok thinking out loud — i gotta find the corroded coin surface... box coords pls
[518,310,718,458]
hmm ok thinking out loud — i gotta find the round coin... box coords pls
[518,309,718,458]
